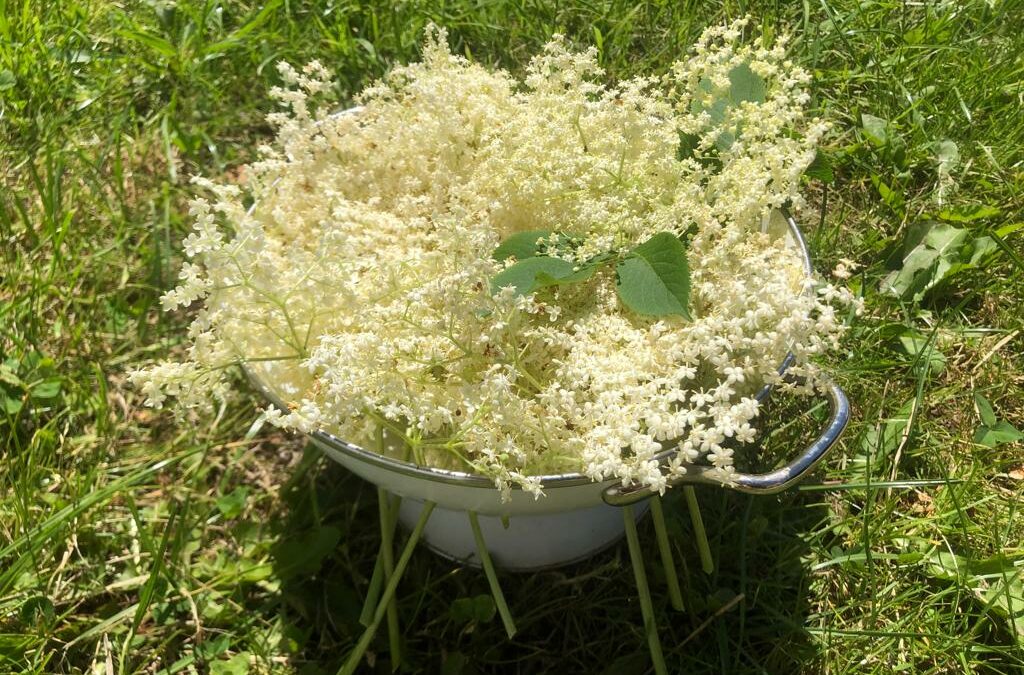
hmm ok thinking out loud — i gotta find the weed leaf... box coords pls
[938,204,1001,223]
[974,393,998,428]
[805,151,835,183]
[884,221,998,301]
[861,113,889,146]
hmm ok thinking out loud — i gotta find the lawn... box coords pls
[2,1,1023,673]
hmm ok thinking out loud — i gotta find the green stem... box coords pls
[650,496,684,611]
[623,505,667,675]
[359,442,402,626]
[683,486,714,574]
[378,488,401,671]
[468,511,517,638]
[339,501,435,675]
[358,555,384,628]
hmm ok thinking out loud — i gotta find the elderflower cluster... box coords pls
[130,22,858,500]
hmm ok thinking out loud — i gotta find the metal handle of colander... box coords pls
[601,380,850,507]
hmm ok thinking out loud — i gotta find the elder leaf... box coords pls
[728,63,766,104]
[536,260,599,287]
[491,256,575,296]
[492,229,554,261]
[615,233,691,318]
[677,131,700,161]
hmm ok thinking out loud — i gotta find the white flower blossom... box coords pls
[131,21,857,500]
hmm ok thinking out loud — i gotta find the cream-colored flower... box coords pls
[131,21,856,500]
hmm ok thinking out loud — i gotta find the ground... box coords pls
[1,1,1023,673]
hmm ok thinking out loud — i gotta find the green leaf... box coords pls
[29,378,61,400]
[924,550,968,582]
[210,652,251,675]
[884,223,965,298]
[536,261,599,287]
[804,151,835,183]
[974,421,1024,448]
[883,221,998,301]
[676,132,700,161]
[922,549,1024,638]
[492,230,554,262]
[272,526,341,579]
[0,69,15,92]
[196,635,232,661]
[995,222,1024,238]
[897,331,945,376]
[861,113,889,146]
[216,487,249,520]
[441,652,470,675]
[472,595,496,622]
[871,174,905,211]
[851,397,916,480]
[974,393,998,427]
[937,204,1001,223]
[450,595,496,624]
[600,653,650,675]
[116,28,177,60]
[728,63,767,104]
[981,577,1024,638]
[490,256,575,296]
[1,393,22,413]
[903,27,925,45]
[972,393,1024,447]
[18,596,55,627]
[615,233,692,319]
[200,0,283,57]
[0,364,24,388]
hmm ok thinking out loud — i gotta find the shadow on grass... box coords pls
[265,433,830,674]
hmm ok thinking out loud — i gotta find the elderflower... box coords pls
[131,21,857,500]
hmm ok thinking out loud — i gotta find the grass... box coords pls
[2,0,1023,672]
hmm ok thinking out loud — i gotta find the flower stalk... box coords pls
[377,487,402,670]
[468,511,517,638]
[339,500,435,675]
[649,496,685,611]
[684,487,715,575]
[623,504,667,675]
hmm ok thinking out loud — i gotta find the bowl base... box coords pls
[397,498,650,572]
